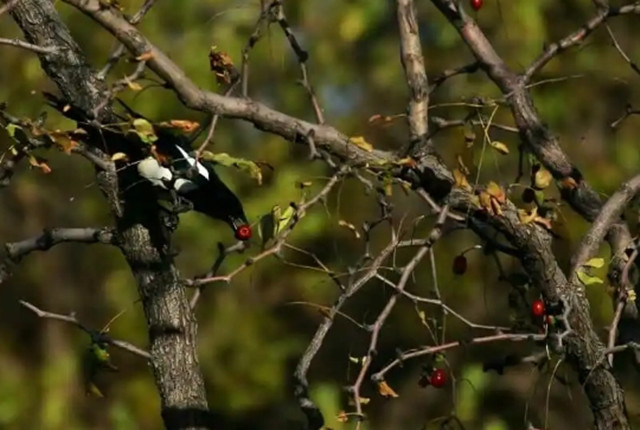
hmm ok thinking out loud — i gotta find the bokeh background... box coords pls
[2,0,640,429]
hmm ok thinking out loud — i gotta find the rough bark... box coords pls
[6,1,209,428]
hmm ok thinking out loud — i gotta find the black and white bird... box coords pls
[136,139,252,241]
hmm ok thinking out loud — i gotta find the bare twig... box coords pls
[187,166,349,288]
[608,301,625,366]
[349,206,450,420]
[610,104,640,129]
[570,174,640,277]
[429,61,480,92]
[271,1,324,124]
[524,4,640,82]
[0,37,58,54]
[240,0,272,97]
[373,332,546,381]
[605,24,640,76]
[374,273,508,332]
[98,0,158,79]
[194,82,238,159]
[293,235,401,430]
[20,300,150,359]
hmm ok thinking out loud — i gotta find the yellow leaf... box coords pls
[377,380,399,398]
[533,216,553,230]
[584,257,605,269]
[111,152,128,161]
[338,220,361,239]
[360,397,371,405]
[489,141,509,155]
[159,120,200,133]
[368,113,404,127]
[131,118,157,144]
[518,207,538,224]
[48,131,79,155]
[486,181,506,203]
[577,268,603,286]
[28,155,52,174]
[337,411,349,423]
[384,182,392,196]
[126,80,143,91]
[201,151,262,185]
[534,167,553,189]
[417,310,428,327]
[396,157,417,168]
[135,51,154,61]
[490,198,503,216]
[349,136,373,152]
[478,191,492,212]
[453,168,471,191]
[560,176,578,190]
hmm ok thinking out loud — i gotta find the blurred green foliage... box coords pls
[1,1,640,429]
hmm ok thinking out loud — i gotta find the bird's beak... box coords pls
[229,216,245,232]
[229,216,252,241]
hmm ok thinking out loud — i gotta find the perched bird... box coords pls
[114,99,252,241]
[136,140,252,241]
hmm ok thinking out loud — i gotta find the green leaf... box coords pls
[576,269,603,286]
[5,123,29,145]
[131,118,157,144]
[277,205,295,234]
[258,209,276,249]
[201,151,262,185]
[5,123,20,138]
[584,257,605,269]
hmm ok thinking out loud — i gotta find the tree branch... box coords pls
[19,300,150,359]
[1,227,115,285]
[0,37,58,53]
[396,0,429,144]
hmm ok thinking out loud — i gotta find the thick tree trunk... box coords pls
[7,1,210,428]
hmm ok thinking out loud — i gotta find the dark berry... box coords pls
[452,255,468,275]
[470,0,483,11]
[429,368,447,388]
[522,187,536,204]
[531,299,545,318]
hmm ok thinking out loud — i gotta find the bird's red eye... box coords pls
[235,224,252,241]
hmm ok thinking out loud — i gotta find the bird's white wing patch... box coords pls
[175,145,210,180]
[174,178,198,194]
[137,157,172,189]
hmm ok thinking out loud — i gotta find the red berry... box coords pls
[531,299,545,317]
[429,368,447,388]
[235,224,252,241]
[470,0,483,11]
